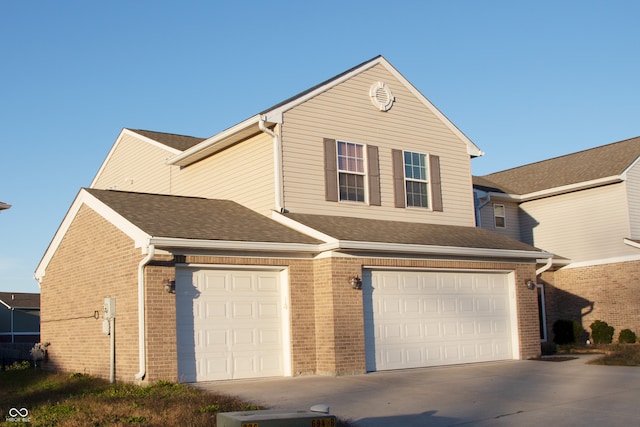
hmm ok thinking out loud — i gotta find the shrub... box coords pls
[590,320,614,344]
[573,321,586,344]
[619,329,637,344]
[553,319,575,345]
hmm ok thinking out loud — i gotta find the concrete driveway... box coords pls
[195,356,640,426]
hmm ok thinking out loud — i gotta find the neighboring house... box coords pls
[0,201,10,211]
[474,136,640,343]
[0,292,40,344]
[36,56,549,384]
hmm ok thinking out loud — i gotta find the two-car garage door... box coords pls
[176,268,288,382]
[364,270,516,372]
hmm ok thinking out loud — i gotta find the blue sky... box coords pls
[1,1,639,293]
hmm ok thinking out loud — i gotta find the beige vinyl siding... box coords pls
[478,201,521,241]
[625,162,640,239]
[281,64,475,226]
[170,132,275,215]
[91,133,175,193]
[519,183,633,263]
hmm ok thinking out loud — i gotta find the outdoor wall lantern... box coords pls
[350,275,362,290]
[163,278,176,294]
[525,280,536,290]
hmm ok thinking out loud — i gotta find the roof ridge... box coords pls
[482,135,640,177]
[128,128,205,139]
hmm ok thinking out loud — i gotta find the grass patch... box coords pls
[0,369,353,426]
[588,344,640,366]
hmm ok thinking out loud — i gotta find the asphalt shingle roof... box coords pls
[129,129,206,152]
[284,213,543,253]
[85,189,321,245]
[0,292,40,309]
[475,136,640,195]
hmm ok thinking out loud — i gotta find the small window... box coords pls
[337,141,365,202]
[494,204,506,228]
[404,151,429,208]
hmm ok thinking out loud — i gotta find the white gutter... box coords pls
[259,116,284,212]
[318,240,549,260]
[536,256,553,276]
[134,244,155,381]
[148,237,318,253]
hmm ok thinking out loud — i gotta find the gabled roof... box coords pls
[0,201,10,210]
[275,212,548,259]
[84,188,320,245]
[475,136,640,197]
[167,55,483,167]
[128,129,206,152]
[0,292,40,310]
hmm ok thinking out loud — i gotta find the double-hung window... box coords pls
[494,204,506,228]
[337,141,365,202]
[403,151,429,208]
[392,149,442,211]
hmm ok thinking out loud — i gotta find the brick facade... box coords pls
[541,261,640,344]
[41,207,542,383]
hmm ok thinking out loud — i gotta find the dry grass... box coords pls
[588,344,640,366]
[0,367,353,426]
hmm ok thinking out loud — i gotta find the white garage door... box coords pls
[176,268,288,382]
[364,270,516,372]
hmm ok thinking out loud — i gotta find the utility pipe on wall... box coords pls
[134,244,155,381]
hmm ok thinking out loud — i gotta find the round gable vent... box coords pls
[369,81,395,111]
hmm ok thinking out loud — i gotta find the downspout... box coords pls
[134,244,155,381]
[259,116,284,212]
[474,189,491,227]
[536,256,553,276]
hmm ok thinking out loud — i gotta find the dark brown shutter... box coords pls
[391,149,405,208]
[324,138,338,202]
[367,145,381,206]
[430,155,443,212]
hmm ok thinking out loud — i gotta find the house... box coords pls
[0,292,40,344]
[474,136,640,343]
[35,56,550,383]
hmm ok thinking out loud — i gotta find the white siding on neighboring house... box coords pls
[519,183,633,263]
[171,132,275,215]
[625,162,640,239]
[281,64,476,226]
[91,133,175,193]
[478,201,521,241]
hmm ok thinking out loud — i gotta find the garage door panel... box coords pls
[177,268,286,382]
[365,270,514,372]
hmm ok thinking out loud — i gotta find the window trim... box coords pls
[402,150,431,209]
[493,203,506,228]
[337,140,367,203]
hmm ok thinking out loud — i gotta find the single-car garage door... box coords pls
[364,270,516,372]
[176,268,289,382]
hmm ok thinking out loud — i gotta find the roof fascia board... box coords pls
[262,56,483,158]
[320,240,549,259]
[519,176,622,202]
[148,237,318,253]
[34,189,151,282]
[619,155,640,180]
[561,251,640,269]
[90,129,181,188]
[166,115,262,166]
[261,59,381,124]
[271,211,337,243]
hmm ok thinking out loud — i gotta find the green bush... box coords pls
[573,321,586,344]
[553,319,575,345]
[590,320,614,344]
[619,329,637,344]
